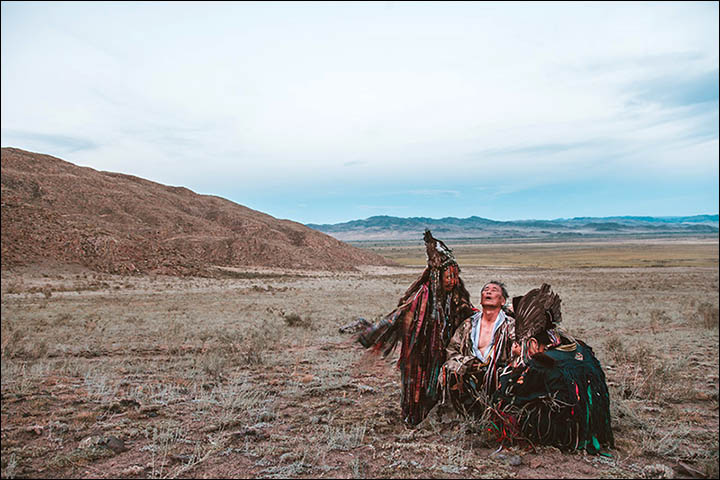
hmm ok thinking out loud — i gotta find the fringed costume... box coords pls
[490,284,614,454]
[440,304,515,417]
[358,230,474,426]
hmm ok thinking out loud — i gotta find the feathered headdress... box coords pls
[512,283,562,343]
[423,229,457,269]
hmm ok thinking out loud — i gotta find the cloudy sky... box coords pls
[2,1,718,224]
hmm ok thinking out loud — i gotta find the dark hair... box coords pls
[533,329,551,345]
[482,280,509,300]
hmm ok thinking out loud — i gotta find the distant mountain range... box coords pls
[307,214,719,242]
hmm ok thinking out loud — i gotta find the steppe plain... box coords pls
[1,236,718,479]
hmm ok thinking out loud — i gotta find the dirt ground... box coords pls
[1,257,718,478]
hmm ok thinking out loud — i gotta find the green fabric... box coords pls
[492,339,614,454]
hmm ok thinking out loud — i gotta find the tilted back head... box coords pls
[481,280,509,301]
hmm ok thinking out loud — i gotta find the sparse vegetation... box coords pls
[282,312,314,329]
[697,301,719,329]
[1,239,717,478]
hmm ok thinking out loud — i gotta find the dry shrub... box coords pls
[0,322,21,357]
[1,453,18,479]
[163,319,186,354]
[4,278,25,294]
[55,313,73,325]
[47,441,114,470]
[28,339,49,360]
[320,424,367,451]
[240,326,270,365]
[201,325,270,371]
[199,350,229,379]
[610,395,646,436]
[603,335,688,402]
[283,313,313,329]
[216,330,243,354]
[604,334,624,359]
[649,309,671,333]
[1,324,48,360]
[698,440,719,479]
[696,302,718,329]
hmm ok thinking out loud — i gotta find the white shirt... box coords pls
[470,309,507,363]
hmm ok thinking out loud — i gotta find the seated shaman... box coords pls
[490,284,614,454]
[440,280,515,417]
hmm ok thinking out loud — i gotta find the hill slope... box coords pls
[1,148,395,274]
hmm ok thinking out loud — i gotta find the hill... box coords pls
[0,148,395,275]
[307,214,719,241]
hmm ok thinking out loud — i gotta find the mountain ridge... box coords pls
[307,214,718,241]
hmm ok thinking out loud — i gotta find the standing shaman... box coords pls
[358,230,475,425]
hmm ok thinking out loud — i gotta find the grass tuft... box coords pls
[697,302,719,329]
[283,312,313,329]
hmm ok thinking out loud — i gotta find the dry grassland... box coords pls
[1,238,718,479]
[371,237,719,269]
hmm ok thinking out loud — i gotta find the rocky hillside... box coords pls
[0,148,395,275]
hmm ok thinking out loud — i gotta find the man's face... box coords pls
[442,266,458,291]
[480,283,505,308]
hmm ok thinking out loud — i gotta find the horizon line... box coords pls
[305,213,720,225]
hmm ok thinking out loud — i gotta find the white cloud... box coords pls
[1,1,717,221]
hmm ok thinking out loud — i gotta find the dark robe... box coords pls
[491,338,614,454]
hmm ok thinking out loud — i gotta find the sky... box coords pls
[1,1,718,225]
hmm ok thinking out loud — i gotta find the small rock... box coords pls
[108,398,140,413]
[258,410,276,422]
[139,405,160,418]
[80,435,126,454]
[508,455,523,467]
[25,425,44,435]
[121,465,145,475]
[201,424,220,433]
[642,464,674,479]
[229,427,269,441]
[79,435,102,449]
[250,422,273,430]
[104,435,127,453]
[170,454,193,463]
[695,391,712,401]
[529,457,543,469]
[354,384,377,394]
